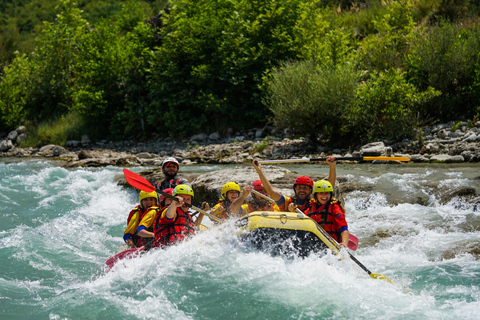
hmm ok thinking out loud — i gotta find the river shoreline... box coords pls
[1,121,480,167]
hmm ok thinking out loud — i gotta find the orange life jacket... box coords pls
[153,208,195,247]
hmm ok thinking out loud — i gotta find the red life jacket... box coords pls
[153,208,195,247]
[286,196,315,213]
[307,200,342,241]
[247,199,275,212]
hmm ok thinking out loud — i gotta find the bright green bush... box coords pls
[353,69,440,141]
[263,59,359,143]
[407,21,480,120]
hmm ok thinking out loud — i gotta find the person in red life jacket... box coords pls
[135,188,175,242]
[209,182,243,221]
[153,184,197,247]
[156,157,191,191]
[308,180,349,247]
[252,156,337,213]
[123,190,159,248]
[230,180,280,216]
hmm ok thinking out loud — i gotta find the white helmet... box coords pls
[162,157,179,169]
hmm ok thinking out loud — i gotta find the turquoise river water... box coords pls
[1,159,479,319]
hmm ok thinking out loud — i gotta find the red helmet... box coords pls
[252,180,265,191]
[293,176,313,187]
[159,188,174,205]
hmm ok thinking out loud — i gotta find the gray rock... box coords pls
[234,136,245,142]
[410,154,429,162]
[255,129,264,139]
[430,154,464,163]
[361,141,385,156]
[81,135,91,146]
[52,145,67,156]
[17,133,27,143]
[7,131,18,142]
[136,152,152,159]
[191,133,208,142]
[66,140,82,148]
[39,144,55,152]
[15,126,27,134]
[209,132,221,141]
[0,140,13,151]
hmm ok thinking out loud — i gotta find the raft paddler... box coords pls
[252,157,337,214]
[153,184,202,247]
[209,182,243,221]
[123,190,160,248]
[134,188,174,241]
[156,157,191,191]
[308,180,349,247]
[230,180,280,216]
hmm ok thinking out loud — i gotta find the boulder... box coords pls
[39,144,55,153]
[81,135,91,146]
[0,140,13,151]
[136,152,153,159]
[17,133,27,143]
[361,141,385,156]
[190,133,208,142]
[66,140,82,148]
[52,145,68,156]
[430,154,464,163]
[7,131,18,142]
[209,132,221,141]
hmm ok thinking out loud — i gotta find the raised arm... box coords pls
[326,156,337,188]
[230,185,251,216]
[252,159,282,201]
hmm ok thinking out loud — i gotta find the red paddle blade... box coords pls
[348,234,359,251]
[123,168,155,192]
[105,246,145,269]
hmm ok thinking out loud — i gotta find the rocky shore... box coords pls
[2,122,479,210]
[2,121,480,167]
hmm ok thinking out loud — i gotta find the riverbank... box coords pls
[1,121,480,166]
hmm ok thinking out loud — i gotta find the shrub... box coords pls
[352,69,440,141]
[263,59,359,143]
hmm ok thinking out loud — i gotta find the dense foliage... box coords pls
[1,0,480,147]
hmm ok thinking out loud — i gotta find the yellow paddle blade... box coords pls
[363,156,410,162]
[370,273,394,284]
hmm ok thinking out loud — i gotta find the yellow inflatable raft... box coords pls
[236,211,340,257]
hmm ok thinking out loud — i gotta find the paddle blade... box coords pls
[370,273,394,284]
[105,246,145,270]
[123,168,155,192]
[363,156,410,162]
[348,234,359,251]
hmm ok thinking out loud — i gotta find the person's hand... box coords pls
[253,159,261,170]
[326,156,336,166]
[339,241,348,248]
[287,202,297,213]
[125,239,135,248]
[242,185,252,197]
[173,196,184,208]
[202,202,210,211]
[212,205,225,216]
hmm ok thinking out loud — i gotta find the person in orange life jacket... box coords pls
[229,180,280,216]
[252,156,337,213]
[210,182,243,221]
[153,184,200,247]
[156,157,191,191]
[308,180,349,247]
[135,188,175,241]
[123,190,159,248]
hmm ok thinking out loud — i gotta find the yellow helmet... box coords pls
[221,182,240,199]
[313,180,333,193]
[139,190,158,204]
[173,184,194,198]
